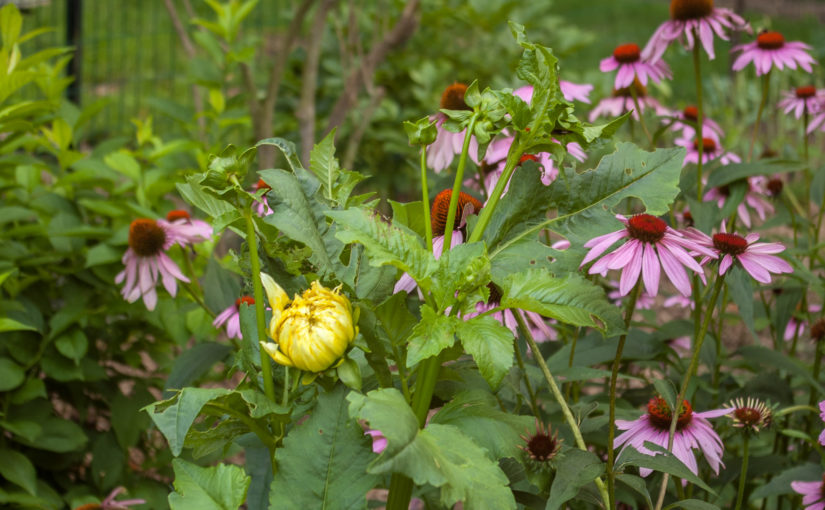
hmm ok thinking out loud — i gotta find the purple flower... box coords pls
[784,304,822,341]
[676,134,741,167]
[600,43,671,89]
[213,296,256,339]
[703,177,774,229]
[666,105,724,140]
[514,82,594,105]
[642,0,750,62]
[589,81,669,122]
[732,31,816,76]
[253,179,274,217]
[687,224,793,283]
[94,486,146,510]
[364,428,387,454]
[580,214,717,297]
[779,86,825,120]
[614,397,730,477]
[791,475,825,510]
[116,218,196,311]
[426,83,478,173]
[819,400,825,446]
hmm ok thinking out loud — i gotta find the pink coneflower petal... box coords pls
[641,243,661,296]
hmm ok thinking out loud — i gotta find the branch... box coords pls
[324,0,420,132]
[162,0,206,140]
[342,86,385,170]
[298,0,338,164]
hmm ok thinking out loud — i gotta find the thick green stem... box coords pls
[468,139,523,244]
[244,209,276,402]
[607,282,642,509]
[515,312,610,508]
[734,435,750,510]
[420,147,433,249]
[693,41,705,201]
[748,72,771,162]
[443,116,478,251]
[654,274,726,510]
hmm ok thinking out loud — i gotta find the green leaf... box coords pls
[270,386,378,510]
[144,387,231,456]
[168,459,250,510]
[546,449,604,510]
[430,241,490,311]
[1,4,23,47]
[663,500,720,510]
[735,345,825,394]
[726,266,756,338]
[430,391,533,459]
[483,164,554,247]
[328,208,436,290]
[407,305,456,366]
[164,343,232,395]
[375,292,417,346]
[616,444,714,494]
[499,270,623,334]
[750,462,821,499]
[177,178,235,219]
[104,151,141,180]
[490,236,558,281]
[348,388,516,509]
[455,315,514,388]
[85,243,122,268]
[616,474,653,509]
[18,417,87,453]
[0,318,37,333]
[0,359,24,391]
[389,199,426,239]
[261,169,345,279]
[202,257,241,315]
[256,137,304,173]
[309,128,340,202]
[706,159,805,189]
[0,448,36,495]
[55,329,88,365]
[111,389,153,450]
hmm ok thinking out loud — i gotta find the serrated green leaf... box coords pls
[256,137,303,173]
[168,459,250,510]
[546,449,604,510]
[483,165,554,247]
[348,388,516,509]
[499,270,623,334]
[328,208,436,290]
[144,388,231,456]
[407,305,456,366]
[309,128,340,202]
[430,241,490,310]
[455,315,514,388]
[270,386,378,510]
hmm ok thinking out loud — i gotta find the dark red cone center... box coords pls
[256,178,271,191]
[166,209,190,222]
[129,219,166,257]
[757,31,785,50]
[796,85,816,99]
[613,43,641,63]
[767,178,783,196]
[647,397,693,430]
[527,433,559,461]
[693,137,717,153]
[670,0,714,20]
[236,296,255,308]
[440,83,471,111]
[626,214,667,243]
[733,407,761,427]
[431,189,482,237]
[683,105,698,121]
[614,79,647,98]
[519,154,540,165]
[712,232,748,255]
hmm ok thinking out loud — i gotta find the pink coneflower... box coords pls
[791,474,825,510]
[784,304,822,341]
[642,0,750,62]
[614,397,730,477]
[580,214,717,297]
[819,400,825,445]
[364,429,387,454]
[213,296,255,339]
[732,31,816,76]
[461,283,556,341]
[600,43,672,89]
[75,486,146,510]
[427,83,478,173]
[667,105,724,139]
[688,224,793,283]
[702,177,774,229]
[779,86,825,119]
[589,81,669,122]
[253,179,273,217]
[676,135,741,166]
[514,82,593,105]
[116,219,191,311]
[164,210,213,246]
[393,189,482,295]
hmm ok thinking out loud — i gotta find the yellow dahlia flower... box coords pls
[260,274,357,373]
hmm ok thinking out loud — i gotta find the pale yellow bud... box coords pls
[260,280,357,373]
[261,272,290,326]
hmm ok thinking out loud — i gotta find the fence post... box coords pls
[66,0,82,105]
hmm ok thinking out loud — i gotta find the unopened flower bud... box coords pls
[812,318,825,341]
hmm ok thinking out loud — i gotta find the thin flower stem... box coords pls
[806,342,823,439]
[513,324,539,418]
[282,367,289,406]
[565,331,580,401]
[243,209,276,402]
[607,282,642,509]
[420,147,433,249]
[654,274,726,510]
[748,72,771,162]
[734,434,750,510]
[630,86,653,147]
[443,115,478,252]
[515,312,611,508]
[468,137,523,244]
[692,41,705,201]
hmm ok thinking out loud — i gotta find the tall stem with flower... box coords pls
[692,41,705,200]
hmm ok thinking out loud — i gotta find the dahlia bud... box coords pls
[260,274,357,373]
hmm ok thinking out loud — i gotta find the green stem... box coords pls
[468,138,523,244]
[654,274,726,510]
[748,71,771,162]
[244,209,276,402]
[807,343,823,438]
[515,312,610,508]
[442,115,478,252]
[630,86,653,147]
[693,41,705,201]
[420,147,433,250]
[734,435,750,510]
[513,328,540,417]
[607,282,642,509]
